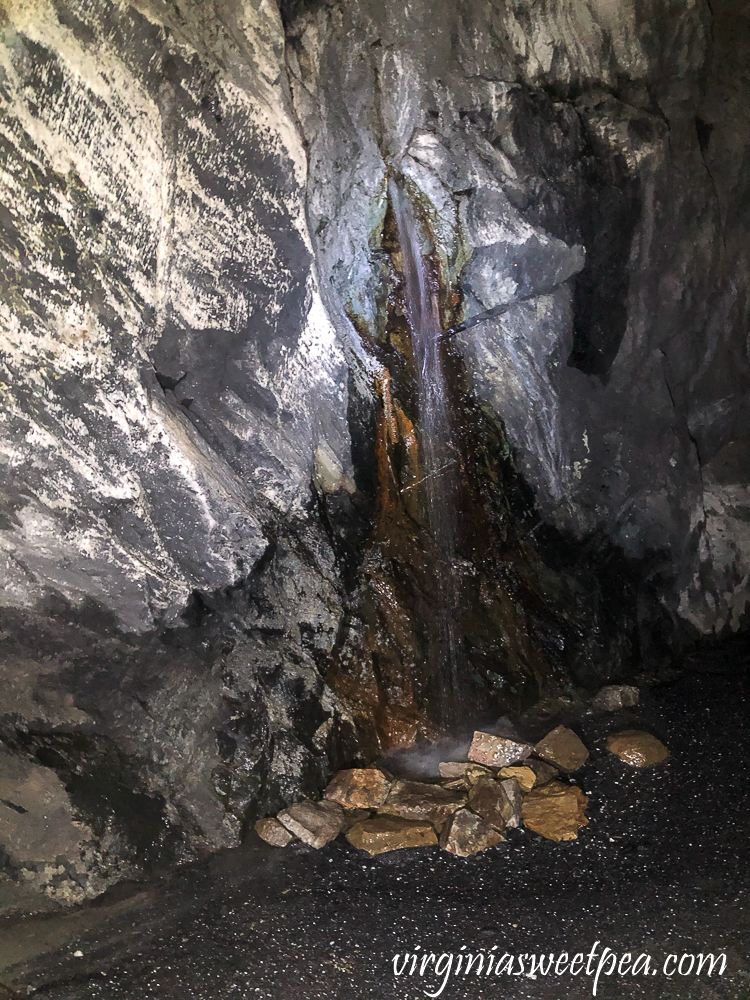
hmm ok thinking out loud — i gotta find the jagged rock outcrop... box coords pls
[0,0,748,907]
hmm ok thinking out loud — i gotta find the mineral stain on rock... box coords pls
[0,0,748,918]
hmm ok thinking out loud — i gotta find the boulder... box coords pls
[254,817,296,847]
[467,732,533,768]
[593,685,640,712]
[0,752,105,904]
[323,768,391,810]
[379,780,465,830]
[346,816,438,855]
[606,731,669,767]
[534,726,589,772]
[439,809,505,857]
[277,800,345,848]
[521,781,589,842]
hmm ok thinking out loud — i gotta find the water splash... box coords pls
[389,179,461,717]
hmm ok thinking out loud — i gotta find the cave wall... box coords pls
[284,0,750,638]
[0,0,748,906]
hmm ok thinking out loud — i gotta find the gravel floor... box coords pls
[4,665,750,1000]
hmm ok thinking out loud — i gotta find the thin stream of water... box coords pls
[389,180,461,716]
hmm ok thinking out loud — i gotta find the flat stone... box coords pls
[499,777,523,829]
[606,730,669,767]
[441,778,468,791]
[277,800,345,848]
[521,781,589,842]
[379,780,465,830]
[439,808,505,857]
[593,685,640,712]
[254,817,296,847]
[534,725,589,772]
[346,816,438,855]
[467,731,533,768]
[323,768,391,809]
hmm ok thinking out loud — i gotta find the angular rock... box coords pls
[379,780,465,830]
[467,731,533,769]
[521,781,589,842]
[499,778,523,829]
[323,768,391,810]
[593,685,640,712]
[341,808,372,831]
[441,778,469,791]
[467,776,514,831]
[606,730,669,767]
[527,759,560,786]
[497,765,536,792]
[254,817,296,847]
[0,750,108,903]
[439,808,505,857]
[534,726,589,772]
[277,800,345,849]
[438,762,495,786]
[346,816,438,855]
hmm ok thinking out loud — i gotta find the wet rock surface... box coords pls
[0,0,749,917]
[345,816,437,856]
[467,732,533,769]
[2,671,747,999]
[466,776,514,831]
[379,780,465,829]
[534,725,590,772]
[606,731,670,768]
[439,808,505,857]
[253,818,296,848]
[521,782,590,843]
[323,769,391,810]
[593,685,641,712]
[276,801,345,850]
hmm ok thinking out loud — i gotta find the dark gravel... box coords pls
[7,667,750,1000]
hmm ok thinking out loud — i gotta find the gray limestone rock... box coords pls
[0,0,749,910]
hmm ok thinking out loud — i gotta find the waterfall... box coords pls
[389,179,461,715]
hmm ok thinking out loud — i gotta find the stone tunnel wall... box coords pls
[0,0,748,906]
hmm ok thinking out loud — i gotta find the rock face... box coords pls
[0,0,364,905]
[522,782,590,842]
[0,0,748,906]
[0,749,124,904]
[606,731,670,767]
